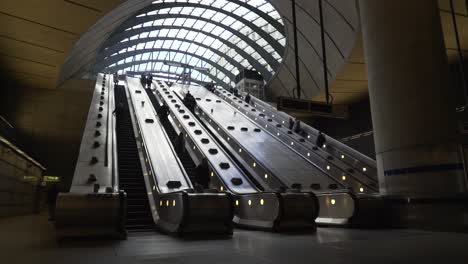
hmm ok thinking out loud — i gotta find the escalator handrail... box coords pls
[191,87,345,189]
[240,91,377,168]
[127,80,192,192]
[157,84,260,194]
[110,77,119,192]
[217,90,378,190]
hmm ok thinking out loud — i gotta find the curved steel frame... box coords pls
[98,35,272,80]
[104,15,280,71]
[100,48,236,80]
[129,71,211,87]
[138,0,285,35]
[107,58,232,89]
[98,38,243,75]
[122,2,285,55]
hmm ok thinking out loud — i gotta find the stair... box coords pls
[115,85,155,233]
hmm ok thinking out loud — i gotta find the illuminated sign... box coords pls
[43,176,60,182]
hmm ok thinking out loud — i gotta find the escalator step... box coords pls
[115,85,154,232]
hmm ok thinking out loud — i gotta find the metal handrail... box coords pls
[246,93,377,167]
[219,93,377,192]
[128,81,192,192]
[0,136,46,171]
[165,87,261,193]
[110,76,119,192]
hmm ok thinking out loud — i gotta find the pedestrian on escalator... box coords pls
[140,75,147,87]
[184,91,196,113]
[147,74,153,88]
[195,158,210,189]
[174,132,185,155]
[316,131,326,148]
[288,117,295,130]
[245,92,251,104]
[157,103,169,122]
[113,73,119,85]
[47,184,59,221]
[293,120,302,134]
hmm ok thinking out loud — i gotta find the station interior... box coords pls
[2,0,468,263]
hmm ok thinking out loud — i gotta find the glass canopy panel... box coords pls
[101,0,286,88]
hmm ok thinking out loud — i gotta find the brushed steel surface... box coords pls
[154,81,257,194]
[176,84,340,191]
[127,77,191,193]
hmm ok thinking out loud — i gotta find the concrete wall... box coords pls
[0,78,94,189]
[0,142,43,217]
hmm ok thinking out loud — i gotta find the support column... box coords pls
[359,0,466,196]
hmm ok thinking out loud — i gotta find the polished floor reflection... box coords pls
[2,214,468,264]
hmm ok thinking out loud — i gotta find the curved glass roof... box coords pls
[96,0,286,89]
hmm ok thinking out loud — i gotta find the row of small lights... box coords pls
[223,93,368,193]
[235,199,265,206]
[217,89,369,174]
[200,106,271,182]
[212,89,369,194]
[159,198,266,208]
[159,199,177,207]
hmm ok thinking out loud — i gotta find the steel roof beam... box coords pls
[104,15,279,70]
[126,2,285,55]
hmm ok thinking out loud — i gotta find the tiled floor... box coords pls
[2,214,468,264]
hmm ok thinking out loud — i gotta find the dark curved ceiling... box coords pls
[0,0,466,104]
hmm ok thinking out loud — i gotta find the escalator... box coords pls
[145,88,198,182]
[115,85,155,233]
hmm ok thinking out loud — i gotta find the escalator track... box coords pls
[115,85,155,233]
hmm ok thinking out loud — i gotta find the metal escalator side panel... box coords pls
[232,193,280,229]
[126,77,192,192]
[215,88,378,193]
[238,89,378,180]
[277,192,318,231]
[180,84,344,191]
[315,192,356,225]
[126,77,233,235]
[153,82,258,194]
[71,73,114,193]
